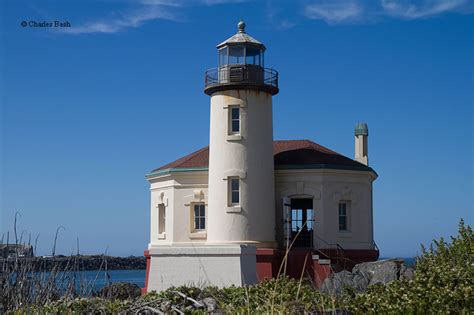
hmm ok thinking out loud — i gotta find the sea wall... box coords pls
[0,255,146,271]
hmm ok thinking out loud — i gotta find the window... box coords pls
[229,107,240,134]
[290,198,314,248]
[229,46,245,64]
[228,177,240,205]
[158,204,166,234]
[219,47,228,67]
[291,209,303,232]
[245,47,261,65]
[338,203,348,231]
[193,203,206,231]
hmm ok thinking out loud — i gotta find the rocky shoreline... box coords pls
[0,255,146,271]
[321,259,415,296]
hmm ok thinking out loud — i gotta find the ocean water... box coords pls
[379,257,416,266]
[58,269,146,290]
[72,258,415,291]
[88,269,146,289]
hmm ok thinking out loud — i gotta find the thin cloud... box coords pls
[64,0,250,34]
[137,0,183,5]
[266,0,297,30]
[381,0,470,19]
[304,1,364,24]
[303,0,472,25]
[201,0,249,4]
[65,5,180,34]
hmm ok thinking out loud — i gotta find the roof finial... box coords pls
[238,19,246,33]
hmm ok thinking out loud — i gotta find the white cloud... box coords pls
[303,0,472,25]
[381,0,469,19]
[265,0,297,30]
[65,4,179,34]
[137,0,183,5]
[304,1,364,24]
[64,0,251,34]
[201,0,249,4]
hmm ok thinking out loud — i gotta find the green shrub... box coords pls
[14,220,473,314]
[210,276,334,313]
[344,219,473,314]
[16,298,131,314]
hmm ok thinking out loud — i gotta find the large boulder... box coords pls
[352,260,399,286]
[321,270,356,296]
[399,264,415,280]
[321,259,414,296]
[98,282,141,300]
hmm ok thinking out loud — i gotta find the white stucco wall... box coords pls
[274,169,377,250]
[148,171,208,248]
[147,245,257,292]
[207,90,276,246]
[148,166,376,251]
[355,135,369,165]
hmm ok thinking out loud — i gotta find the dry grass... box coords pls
[0,213,110,313]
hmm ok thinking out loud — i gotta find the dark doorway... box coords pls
[291,198,314,248]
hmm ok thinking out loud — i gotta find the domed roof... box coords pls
[216,20,266,50]
[355,123,368,136]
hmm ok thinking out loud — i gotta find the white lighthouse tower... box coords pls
[145,21,279,291]
[205,21,279,248]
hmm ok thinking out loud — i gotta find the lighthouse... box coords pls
[144,21,379,293]
[205,21,278,247]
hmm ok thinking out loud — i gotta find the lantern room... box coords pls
[204,21,278,96]
[217,21,265,68]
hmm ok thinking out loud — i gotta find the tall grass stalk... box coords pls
[0,215,110,313]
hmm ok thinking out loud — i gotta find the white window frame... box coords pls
[229,106,240,135]
[228,176,240,206]
[338,202,350,232]
[158,203,166,238]
[192,203,206,232]
[224,103,246,141]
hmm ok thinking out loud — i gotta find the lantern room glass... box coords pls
[245,47,261,66]
[219,47,228,67]
[218,45,264,67]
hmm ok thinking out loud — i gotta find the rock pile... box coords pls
[321,259,415,296]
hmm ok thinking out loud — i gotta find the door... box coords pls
[291,198,314,248]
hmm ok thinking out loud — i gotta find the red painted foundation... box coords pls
[256,248,379,287]
[256,249,333,287]
[142,250,151,295]
[142,247,378,292]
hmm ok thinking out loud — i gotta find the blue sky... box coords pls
[1,0,472,257]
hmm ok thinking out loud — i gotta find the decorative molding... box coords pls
[223,169,247,179]
[146,167,209,179]
[183,190,207,206]
[280,183,321,200]
[227,134,243,141]
[223,101,247,109]
[296,182,304,195]
[189,232,207,239]
[226,206,242,213]
[157,233,166,240]
[194,189,203,201]
[151,183,208,191]
[332,187,358,204]
[156,191,168,207]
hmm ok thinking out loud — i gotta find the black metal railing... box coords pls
[205,65,278,89]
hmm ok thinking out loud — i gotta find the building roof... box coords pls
[216,21,266,50]
[148,140,375,177]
